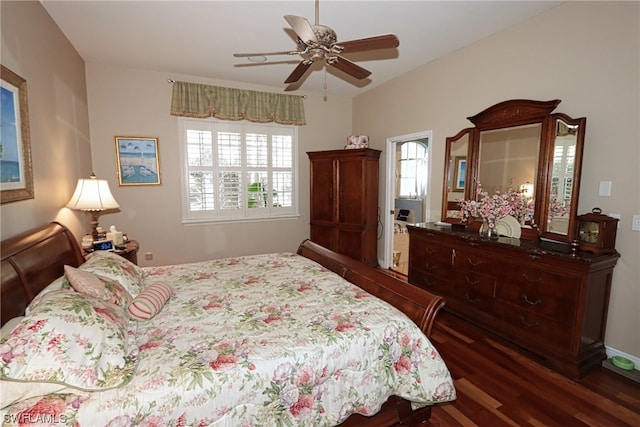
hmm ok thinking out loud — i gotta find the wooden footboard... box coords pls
[297,239,445,337]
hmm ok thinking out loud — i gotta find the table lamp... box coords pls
[66,173,120,240]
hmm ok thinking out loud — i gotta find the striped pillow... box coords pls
[127,282,172,321]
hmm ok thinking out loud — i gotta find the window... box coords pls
[551,140,575,203]
[398,141,428,198]
[180,118,298,223]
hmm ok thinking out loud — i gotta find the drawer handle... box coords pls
[522,294,543,306]
[464,276,480,286]
[424,263,437,271]
[522,273,543,284]
[466,258,482,267]
[464,293,480,303]
[528,253,541,260]
[519,316,540,328]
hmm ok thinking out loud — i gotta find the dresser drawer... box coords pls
[453,247,495,275]
[409,266,454,296]
[496,267,579,324]
[451,269,495,311]
[410,237,452,271]
[494,302,573,349]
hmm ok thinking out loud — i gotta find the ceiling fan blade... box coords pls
[329,56,371,80]
[234,50,299,58]
[284,61,313,84]
[334,34,399,54]
[284,15,317,44]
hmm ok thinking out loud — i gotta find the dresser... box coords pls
[308,148,380,267]
[407,223,619,378]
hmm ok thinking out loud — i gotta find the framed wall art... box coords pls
[453,156,466,192]
[1,65,34,204]
[115,136,161,186]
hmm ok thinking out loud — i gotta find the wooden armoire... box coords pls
[308,148,380,267]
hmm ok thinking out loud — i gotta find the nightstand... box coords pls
[83,240,140,265]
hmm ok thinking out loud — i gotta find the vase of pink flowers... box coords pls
[460,183,534,238]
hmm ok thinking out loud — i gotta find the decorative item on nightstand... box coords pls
[576,208,618,255]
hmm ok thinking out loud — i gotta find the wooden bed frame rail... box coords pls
[297,239,445,337]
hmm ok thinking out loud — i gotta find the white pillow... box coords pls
[81,250,147,296]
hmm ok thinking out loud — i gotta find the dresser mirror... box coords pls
[441,99,586,242]
[442,128,472,221]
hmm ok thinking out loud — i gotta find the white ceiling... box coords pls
[40,0,562,97]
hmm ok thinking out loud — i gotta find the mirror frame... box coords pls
[441,99,586,242]
[441,128,474,224]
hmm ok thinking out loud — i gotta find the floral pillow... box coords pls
[0,290,138,391]
[81,251,147,296]
[64,265,132,307]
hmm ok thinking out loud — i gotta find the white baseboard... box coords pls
[605,345,639,369]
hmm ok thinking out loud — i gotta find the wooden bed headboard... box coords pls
[1,221,83,326]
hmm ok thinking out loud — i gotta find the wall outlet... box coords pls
[145,252,153,261]
[632,214,640,232]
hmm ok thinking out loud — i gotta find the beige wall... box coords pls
[84,64,352,266]
[354,1,639,359]
[0,0,92,240]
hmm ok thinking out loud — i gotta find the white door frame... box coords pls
[381,130,433,269]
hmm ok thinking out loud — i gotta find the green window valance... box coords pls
[170,81,306,125]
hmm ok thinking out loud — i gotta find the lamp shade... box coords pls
[66,174,119,211]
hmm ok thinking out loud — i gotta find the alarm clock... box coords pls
[92,239,115,252]
[576,208,618,255]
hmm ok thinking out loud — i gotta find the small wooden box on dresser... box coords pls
[308,148,380,267]
[407,223,619,379]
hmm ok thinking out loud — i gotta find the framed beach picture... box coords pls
[115,136,161,186]
[1,65,34,204]
[453,156,466,192]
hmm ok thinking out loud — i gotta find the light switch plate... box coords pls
[599,181,612,197]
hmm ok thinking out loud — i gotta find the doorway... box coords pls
[383,131,432,274]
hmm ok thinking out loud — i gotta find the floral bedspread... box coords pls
[2,253,455,426]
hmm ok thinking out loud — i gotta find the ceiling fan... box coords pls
[233,0,399,86]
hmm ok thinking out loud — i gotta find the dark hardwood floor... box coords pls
[425,310,640,426]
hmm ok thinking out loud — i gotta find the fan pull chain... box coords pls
[323,67,328,101]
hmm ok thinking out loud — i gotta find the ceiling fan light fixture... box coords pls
[234,0,399,87]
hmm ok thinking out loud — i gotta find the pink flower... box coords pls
[17,396,66,426]
[264,314,282,323]
[335,321,354,332]
[209,354,238,371]
[27,319,46,332]
[393,355,412,374]
[461,182,534,227]
[289,394,314,418]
